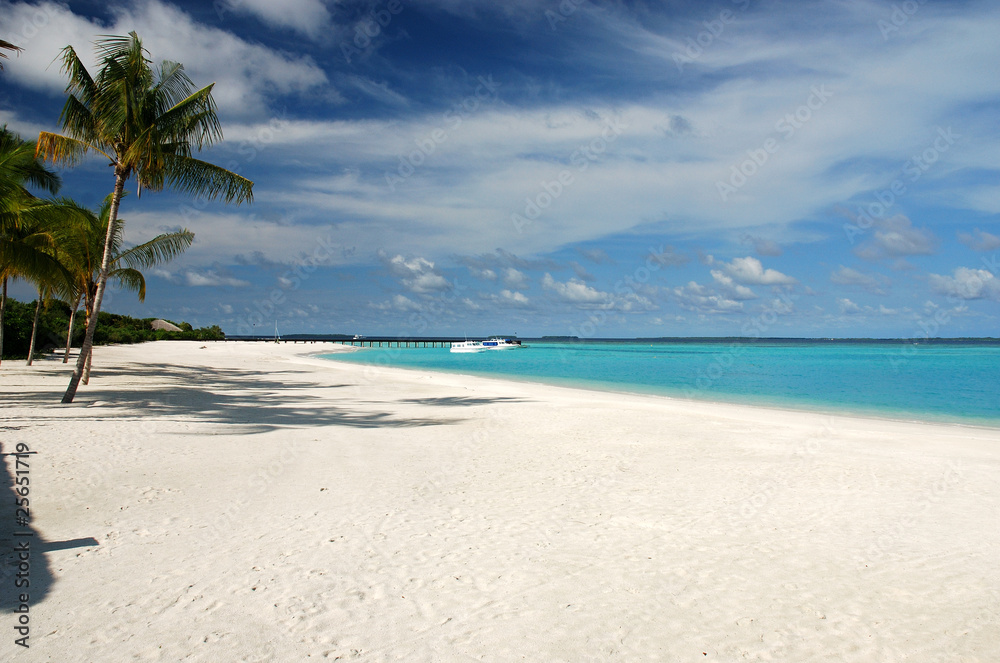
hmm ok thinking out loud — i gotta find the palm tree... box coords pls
[58,194,193,379]
[36,32,252,403]
[0,127,62,365]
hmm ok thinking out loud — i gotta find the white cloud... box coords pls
[501,268,529,289]
[672,281,742,314]
[184,269,250,287]
[542,273,610,307]
[928,267,1000,301]
[0,1,328,117]
[856,216,937,260]
[470,267,497,281]
[217,0,333,40]
[717,256,796,286]
[382,253,451,294]
[838,298,861,315]
[371,294,423,312]
[541,273,653,311]
[710,270,757,300]
[958,228,1000,252]
[498,289,530,307]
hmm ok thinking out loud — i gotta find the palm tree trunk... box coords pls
[0,277,6,367]
[26,291,42,366]
[83,344,93,384]
[64,293,81,363]
[62,170,126,403]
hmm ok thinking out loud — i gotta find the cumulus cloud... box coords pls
[469,267,497,281]
[672,281,742,314]
[542,273,610,307]
[838,298,862,315]
[830,265,890,295]
[928,267,1000,301]
[501,268,530,289]
[542,273,653,311]
[710,270,758,300]
[957,228,1000,252]
[717,256,796,286]
[497,289,530,307]
[856,216,937,260]
[381,253,451,294]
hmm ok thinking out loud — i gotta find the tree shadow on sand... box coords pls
[4,360,532,434]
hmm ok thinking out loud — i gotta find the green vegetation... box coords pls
[0,296,223,360]
[35,31,252,402]
[0,31,251,401]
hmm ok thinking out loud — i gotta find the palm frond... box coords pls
[117,229,194,270]
[156,84,223,150]
[153,60,196,111]
[57,45,97,110]
[109,266,146,301]
[36,132,106,166]
[160,154,253,204]
[1,127,62,196]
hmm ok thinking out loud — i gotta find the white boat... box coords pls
[450,340,485,353]
[481,337,524,350]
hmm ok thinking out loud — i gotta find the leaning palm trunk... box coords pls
[63,292,80,362]
[26,291,42,366]
[62,172,124,402]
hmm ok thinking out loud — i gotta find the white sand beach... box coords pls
[2,340,999,662]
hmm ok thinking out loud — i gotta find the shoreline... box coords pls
[3,340,999,660]
[313,344,1000,431]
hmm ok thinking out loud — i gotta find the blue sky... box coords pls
[2,0,999,337]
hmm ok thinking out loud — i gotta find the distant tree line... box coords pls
[1,296,224,360]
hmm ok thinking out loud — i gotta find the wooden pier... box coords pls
[224,336,468,348]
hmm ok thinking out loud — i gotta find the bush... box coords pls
[1,297,224,360]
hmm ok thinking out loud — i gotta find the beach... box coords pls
[2,340,999,661]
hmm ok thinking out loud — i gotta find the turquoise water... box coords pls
[319,342,1000,426]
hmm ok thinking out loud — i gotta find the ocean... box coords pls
[319,341,1000,427]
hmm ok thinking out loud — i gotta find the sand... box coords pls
[1,340,999,662]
